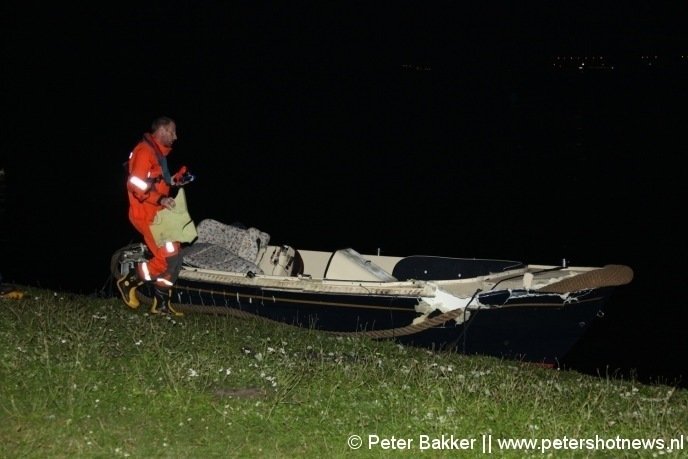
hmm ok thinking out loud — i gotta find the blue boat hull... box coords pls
[148,279,613,364]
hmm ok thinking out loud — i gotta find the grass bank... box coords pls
[1,287,686,458]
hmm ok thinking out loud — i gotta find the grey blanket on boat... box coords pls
[182,219,270,274]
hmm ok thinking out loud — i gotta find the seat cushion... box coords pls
[182,242,262,274]
[195,219,270,262]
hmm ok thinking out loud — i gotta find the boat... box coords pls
[111,218,633,365]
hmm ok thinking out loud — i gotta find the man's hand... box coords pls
[172,166,195,186]
[160,197,176,209]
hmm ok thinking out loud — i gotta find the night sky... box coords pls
[2,2,687,386]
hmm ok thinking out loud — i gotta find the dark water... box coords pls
[2,63,686,386]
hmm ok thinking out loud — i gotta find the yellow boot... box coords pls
[116,271,143,309]
[150,287,183,317]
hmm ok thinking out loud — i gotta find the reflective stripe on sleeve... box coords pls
[129,176,149,191]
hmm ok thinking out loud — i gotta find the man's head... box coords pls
[151,116,177,148]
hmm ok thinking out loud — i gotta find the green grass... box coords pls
[1,287,686,458]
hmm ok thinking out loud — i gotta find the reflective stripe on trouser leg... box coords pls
[154,277,174,288]
[152,251,182,289]
[137,262,152,281]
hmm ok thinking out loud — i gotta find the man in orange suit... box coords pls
[117,116,191,316]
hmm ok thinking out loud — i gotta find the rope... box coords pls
[134,289,479,340]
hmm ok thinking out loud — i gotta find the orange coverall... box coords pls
[126,133,182,288]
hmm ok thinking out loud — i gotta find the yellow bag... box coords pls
[150,188,198,247]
